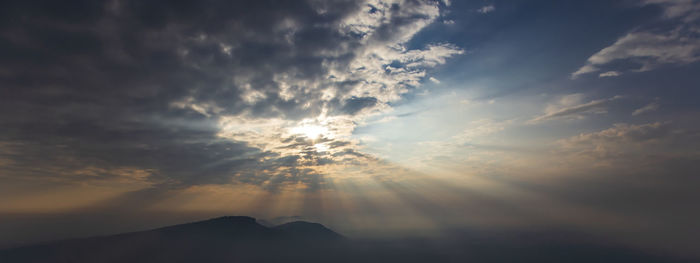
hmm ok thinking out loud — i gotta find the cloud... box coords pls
[632,100,660,116]
[0,0,462,191]
[640,0,700,21]
[598,71,621,77]
[554,122,694,165]
[477,5,495,14]
[530,95,622,123]
[571,1,700,78]
[572,30,700,78]
[341,97,379,115]
[562,122,671,146]
[553,121,700,170]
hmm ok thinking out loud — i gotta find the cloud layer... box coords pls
[0,0,461,191]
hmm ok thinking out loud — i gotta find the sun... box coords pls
[290,124,329,139]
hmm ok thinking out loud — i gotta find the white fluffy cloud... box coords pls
[211,0,464,185]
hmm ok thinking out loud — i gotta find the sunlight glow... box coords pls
[314,143,330,152]
[290,124,329,139]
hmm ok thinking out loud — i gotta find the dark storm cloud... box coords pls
[0,0,454,189]
[0,0,359,187]
[0,0,362,119]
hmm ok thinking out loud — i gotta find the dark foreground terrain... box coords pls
[0,216,691,263]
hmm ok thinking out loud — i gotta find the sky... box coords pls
[1,0,699,259]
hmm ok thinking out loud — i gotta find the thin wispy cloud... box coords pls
[599,71,621,77]
[530,95,622,123]
[632,100,661,116]
[557,122,674,162]
[572,0,700,78]
[477,5,495,14]
[572,30,700,78]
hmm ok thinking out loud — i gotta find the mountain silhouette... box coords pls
[0,216,693,263]
[273,221,343,240]
[0,216,344,263]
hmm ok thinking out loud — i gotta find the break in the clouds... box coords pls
[0,0,461,190]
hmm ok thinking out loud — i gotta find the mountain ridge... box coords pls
[0,216,345,263]
[0,216,691,263]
